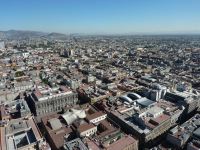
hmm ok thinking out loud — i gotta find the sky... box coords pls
[0,0,200,34]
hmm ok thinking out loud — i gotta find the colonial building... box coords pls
[27,86,78,117]
[0,116,50,150]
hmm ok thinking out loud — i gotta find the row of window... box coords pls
[37,106,62,115]
[37,97,77,108]
[84,128,97,136]
[91,116,106,123]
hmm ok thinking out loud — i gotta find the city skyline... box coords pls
[1,0,200,34]
[1,1,200,149]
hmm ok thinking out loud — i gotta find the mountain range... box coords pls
[0,30,69,40]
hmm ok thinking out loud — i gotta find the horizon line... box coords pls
[1,29,200,36]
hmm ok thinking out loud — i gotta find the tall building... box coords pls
[0,41,5,49]
[60,49,74,58]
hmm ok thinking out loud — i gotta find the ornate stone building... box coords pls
[27,86,78,117]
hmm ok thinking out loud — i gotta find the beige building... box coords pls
[77,123,97,137]
[0,116,50,150]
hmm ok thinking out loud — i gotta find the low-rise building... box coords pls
[86,108,107,124]
[41,113,73,150]
[167,114,200,148]
[76,122,97,137]
[86,134,138,150]
[164,89,200,115]
[64,138,89,150]
[186,126,200,150]
[107,93,184,144]
[0,116,50,150]
[0,99,31,121]
[27,86,78,117]
[187,140,200,150]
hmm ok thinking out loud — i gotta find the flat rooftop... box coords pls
[33,86,73,101]
[111,99,182,134]
[168,114,200,141]
[1,117,42,150]
[106,135,137,150]
[64,138,89,150]
[41,113,73,149]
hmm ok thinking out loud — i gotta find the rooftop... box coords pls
[110,98,183,134]
[1,117,43,150]
[64,138,89,150]
[167,114,200,146]
[41,113,73,149]
[86,111,106,121]
[33,86,73,101]
[77,123,96,133]
[106,135,138,150]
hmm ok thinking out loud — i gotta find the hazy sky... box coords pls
[1,0,200,34]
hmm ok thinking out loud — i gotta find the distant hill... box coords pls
[41,32,68,40]
[0,30,68,40]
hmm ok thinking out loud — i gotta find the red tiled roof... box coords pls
[28,117,42,140]
[151,114,170,124]
[86,111,106,121]
[41,113,73,149]
[106,135,138,150]
[145,114,170,129]
[77,123,96,133]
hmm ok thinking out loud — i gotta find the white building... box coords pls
[86,111,107,124]
[0,41,5,49]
